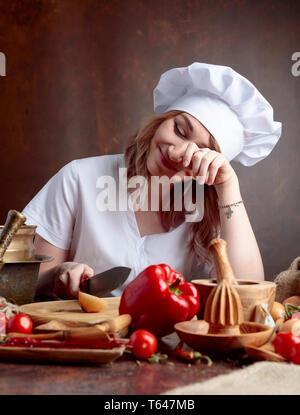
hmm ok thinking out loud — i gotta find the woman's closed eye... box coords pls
[174,121,186,138]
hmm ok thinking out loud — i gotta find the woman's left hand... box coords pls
[169,142,237,187]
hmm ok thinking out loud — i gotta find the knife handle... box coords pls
[96,314,132,333]
[79,275,89,293]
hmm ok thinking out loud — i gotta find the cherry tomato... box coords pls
[129,329,158,359]
[7,313,33,334]
[273,332,300,360]
[0,312,8,334]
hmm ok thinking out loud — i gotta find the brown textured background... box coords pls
[0,0,299,281]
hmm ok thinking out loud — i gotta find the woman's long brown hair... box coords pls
[124,110,221,265]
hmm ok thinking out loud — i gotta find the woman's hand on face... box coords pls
[168,142,237,187]
[53,262,94,299]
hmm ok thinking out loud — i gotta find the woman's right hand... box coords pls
[33,235,94,300]
[52,262,94,299]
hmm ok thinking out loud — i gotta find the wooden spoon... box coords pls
[245,318,285,362]
[244,344,285,362]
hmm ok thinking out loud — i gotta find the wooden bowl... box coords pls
[192,279,276,322]
[174,319,273,355]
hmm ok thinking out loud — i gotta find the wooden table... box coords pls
[0,333,252,395]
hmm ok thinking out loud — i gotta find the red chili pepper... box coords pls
[173,341,200,362]
[119,264,200,338]
[172,341,212,366]
[2,337,128,349]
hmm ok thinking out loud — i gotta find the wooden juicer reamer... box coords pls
[204,238,244,335]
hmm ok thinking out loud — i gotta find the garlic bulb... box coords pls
[252,303,276,328]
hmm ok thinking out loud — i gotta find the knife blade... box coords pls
[80,266,131,297]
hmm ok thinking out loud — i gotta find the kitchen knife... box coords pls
[80,266,131,297]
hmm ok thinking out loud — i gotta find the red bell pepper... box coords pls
[119,264,200,338]
[0,312,8,335]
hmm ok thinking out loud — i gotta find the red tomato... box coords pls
[0,312,8,334]
[129,329,158,360]
[273,332,300,360]
[283,296,300,306]
[290,342,300,365]
[286,312,300,321]
[7,313,33,334]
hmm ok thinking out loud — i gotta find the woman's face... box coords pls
[146,112,211,178]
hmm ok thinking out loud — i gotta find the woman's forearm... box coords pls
[213,176,264,281]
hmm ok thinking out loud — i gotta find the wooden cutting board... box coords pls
[0,297,128,365]
[20,297,121,326]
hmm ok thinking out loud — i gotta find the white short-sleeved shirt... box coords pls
[22,154,213,296]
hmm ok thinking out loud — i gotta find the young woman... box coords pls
[22,62,282,299]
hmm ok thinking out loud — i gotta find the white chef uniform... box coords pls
[22,154,213,296]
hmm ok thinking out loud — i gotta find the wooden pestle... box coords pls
[204,238,243,335]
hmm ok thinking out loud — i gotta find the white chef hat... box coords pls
[153,62,282,166]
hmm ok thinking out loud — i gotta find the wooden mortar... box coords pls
[192,238,276,322]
